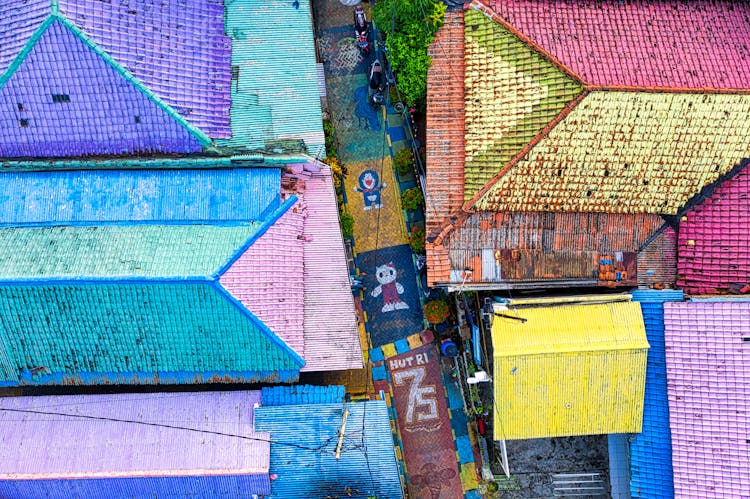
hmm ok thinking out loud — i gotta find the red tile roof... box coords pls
[486,0,750,90]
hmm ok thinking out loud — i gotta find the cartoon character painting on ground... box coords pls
[371,262,409,312]
[354,169,386,210]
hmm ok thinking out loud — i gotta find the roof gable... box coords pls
[463,8,583,199]
[0,18,204,157]
[487,0,750,90]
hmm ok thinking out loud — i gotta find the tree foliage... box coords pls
[373,0,445,110]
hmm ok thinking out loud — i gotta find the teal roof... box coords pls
[219,0,325,157]
[0,283,302,384]
[0,225,259,279]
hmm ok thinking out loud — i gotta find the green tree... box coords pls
[373,0,445,110]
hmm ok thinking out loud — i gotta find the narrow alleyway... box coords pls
[312,1,482,497]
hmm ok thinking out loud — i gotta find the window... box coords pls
[51,94,70,103]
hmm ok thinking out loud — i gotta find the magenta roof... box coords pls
[487,0,750,89]
[678,163,750,294]
[0,391,269,479]
[664,301,750,498]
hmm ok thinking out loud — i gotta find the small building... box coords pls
[0,391,272,498]
[664,299,750,498]
[491,296,649,439]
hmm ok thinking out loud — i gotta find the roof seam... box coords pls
[465,90,589,211]
[0,15,55,90]
[468,0,585,86]
[212,282,306,368]
[53,13,212,147]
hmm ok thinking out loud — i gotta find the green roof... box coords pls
[0,225,260,279]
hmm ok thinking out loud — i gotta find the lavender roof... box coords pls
[664,300,750,498]
[0,391,269,480]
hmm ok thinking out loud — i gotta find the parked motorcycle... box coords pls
[354,5,370,56]
[368,59,385,107]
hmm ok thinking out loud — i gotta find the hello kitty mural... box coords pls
[371,262,409,313]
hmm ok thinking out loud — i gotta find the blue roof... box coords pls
[254,401,404,499]
[630,290,684,498]
[0,168,279,226]
[261,385,345,406]
[0,282,302,385]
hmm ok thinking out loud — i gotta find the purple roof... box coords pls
[0,0,49,75]
[678,163,750,294]
[664,301,750,498]
[0,19,202,157]
[0,391,269,479]
[57,0,231,138]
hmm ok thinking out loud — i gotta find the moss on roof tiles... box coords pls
[463,9,582,200]
[475,92,750,214]
[0,225,260,279]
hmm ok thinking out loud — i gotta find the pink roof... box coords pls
[678,163,750,294]
[487,0,750,89]
[664,301,750,498]
[295,162,362,371]
[220,206,305,357]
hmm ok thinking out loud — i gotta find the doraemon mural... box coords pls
[353,169,386,210]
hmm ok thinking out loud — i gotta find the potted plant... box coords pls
[393,148,414,176]
[423,298,450,324]
[400,187,424,212]
[409,227,425,254]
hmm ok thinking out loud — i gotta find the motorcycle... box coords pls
[354,5,369,56]
[368,59,385,108]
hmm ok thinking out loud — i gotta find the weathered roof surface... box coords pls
[0,168,280,225]
[218,0,325,157]
[429,211,663,287]
[637,226,678,290]
[473,90,750,213]
[463,7,583,199]
[0,282,303,385]
[486,0,750,90]
[664,300,750,498]
[492,297,648,439]
[0,225,258,278]
[261,385,345,406]
[298,163,362,371]
[0,391,269,481]
[629,290,684,499]
[0,0,49,75]
[57,0,231,138]
[678,163,750,294]
[425,10,466,236]
[254,401,404,499]
[220,201,305,357]
[0,19,204,157]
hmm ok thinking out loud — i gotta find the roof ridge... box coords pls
[213,281,306,369]
[468,0,584,85]
[213,195,299,278]
[464,91,589,212]
[0,15,55,90]
[53,14,211,147]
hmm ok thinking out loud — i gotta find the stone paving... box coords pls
[313,1,482,496]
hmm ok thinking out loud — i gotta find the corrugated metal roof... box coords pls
[487,0,750,90]
[0,168,280,225]
[463,8,583,199]
[629,290,683,498]
[0,19,203,157]
[0,225,258,278]
[0,283,303,385]
[299,162,362,371]
[261,385,345,406]
[664,301,750,498]
[678,163,750,294]
[0,391,269,481]
[474,91,750,213]
[217,0,325,157]
[492,300,648,439]
[57,0,231,138]
[254,401,403,499]
[221,201,305,357]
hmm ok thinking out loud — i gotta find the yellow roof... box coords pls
[492,300,648,439]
